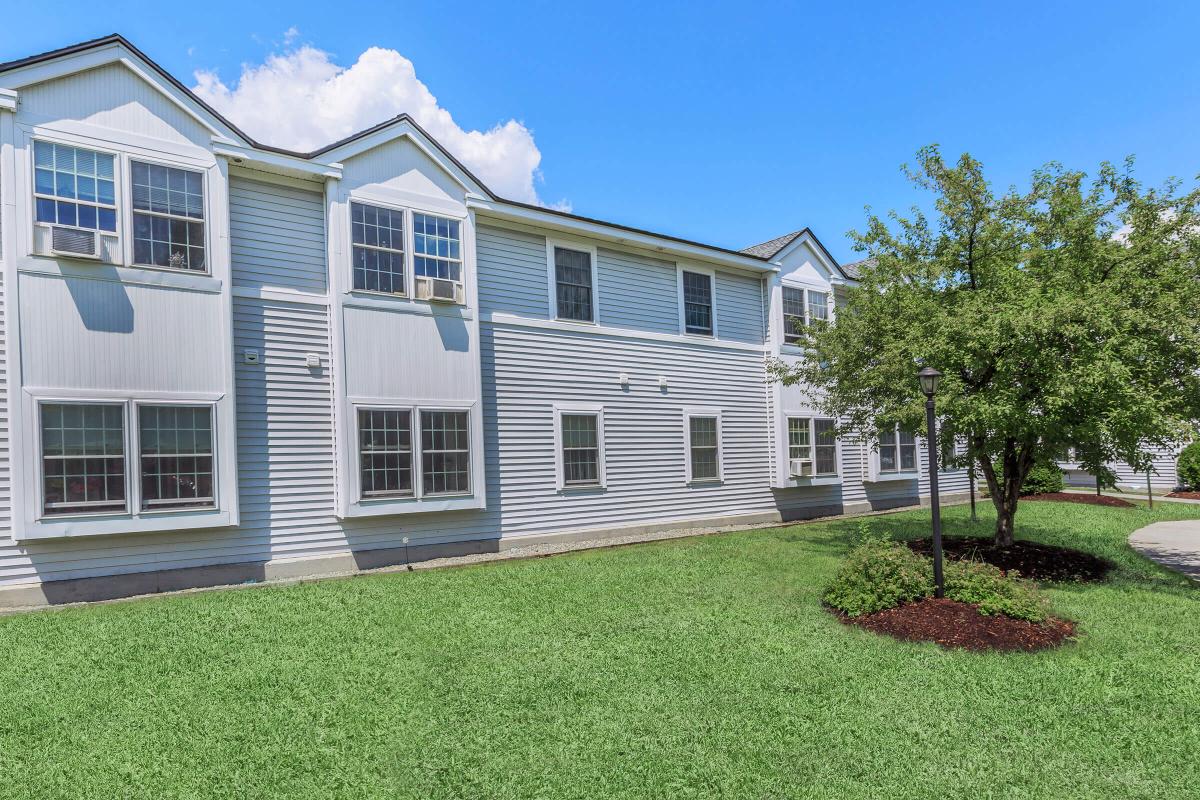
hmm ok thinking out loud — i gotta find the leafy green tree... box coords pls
[774,147,1200,545]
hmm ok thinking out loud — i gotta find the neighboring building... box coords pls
[0,36,967,606]
[1055,446,1186,492]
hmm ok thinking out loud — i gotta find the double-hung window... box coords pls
[139,405,215,510]
[421,411,471,496]
[130,160,206,271]
[358,408,414,497]
[782,286,830,344]
[560,412,602,486]
[413,213,462,283]
[787,417,839,476]
[686,412,722,482]
[553,246,595,322]
[878,425,918,473]
[682,270,714,336]
[41,403,126,516]
[39,401,218,518]
[351,202,406,294]
[33,141,117,233]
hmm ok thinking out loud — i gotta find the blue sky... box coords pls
[2,1,1197,263]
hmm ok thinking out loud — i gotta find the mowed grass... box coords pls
[0,500,1197,799]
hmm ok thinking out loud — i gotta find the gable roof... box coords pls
[839,257,873,280]
[0,34,841,273]
[741,228,856,281]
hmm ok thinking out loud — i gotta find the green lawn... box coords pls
[1,500,1197,799]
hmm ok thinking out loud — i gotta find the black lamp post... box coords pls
[919,367,945,599]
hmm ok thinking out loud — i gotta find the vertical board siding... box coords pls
[596,248,678,334]
[229,177,327,294]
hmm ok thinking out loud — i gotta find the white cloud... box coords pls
[193,40,549,204]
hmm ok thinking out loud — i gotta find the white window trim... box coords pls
[780,281,833,347]
[683,406,724,484]
[546,238,600,324]
[785,415,841,479]
[552,403,607,491]
[348,400,477,509]
[866,423,921,482]
[29,137,120,245]
[125,154,211,275]
[677,264,718,338]
[18,391,232,541]
[346,196,411,299]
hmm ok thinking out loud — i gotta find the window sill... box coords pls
[343,292,473,318]
[16,507,235,542]
[865,471,921,483]
[342,493,483,518]
[20,256,222,293]
[558,483,607,495]
[687,478,724,487]
[786,474,842,487]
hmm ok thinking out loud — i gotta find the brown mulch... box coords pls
[837,598,1076,652]
[1023,491,1134,508]
[907,536,1113,582]
[1167,491,1200,500]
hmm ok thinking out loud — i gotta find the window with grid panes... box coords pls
[358,408,413,498]
[560,413,600,485]
[412,213,462,282]
[682,271,713,335]
[420,411,470,495]
[40,403,126,516]
[688,416,720,480]
[554,247,594,321]
[33,141,117,233]
[351,202,406,294]
[130,161,206,271]
[139,405,215,510]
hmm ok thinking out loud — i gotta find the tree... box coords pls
[774,146,1200,545]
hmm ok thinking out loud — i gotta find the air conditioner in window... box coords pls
[414,276,464,304]
[49,226,100,259]
[789,458,814,477]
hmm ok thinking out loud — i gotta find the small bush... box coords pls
[1020,461,1065,496]
[823,538,934,617]
[943,560,1049,623]
[1178,441,1200,490]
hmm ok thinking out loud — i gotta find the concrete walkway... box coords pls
[1129,521,1200,581]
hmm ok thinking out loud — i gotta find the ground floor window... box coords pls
[139,405,215,510]
[354,407,473,501]
[686,411,722,482]
[40,402,126,516]
[358,408,414,498]
[420,411,471,496]
[787,417,839,476]
[878,425,918,472]
[560,413,601,487]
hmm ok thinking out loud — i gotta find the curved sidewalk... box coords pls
[1129,521,1200,581]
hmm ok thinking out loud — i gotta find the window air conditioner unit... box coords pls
[789,458,814,477]
[50,226,100,259]
[415,276,464,303]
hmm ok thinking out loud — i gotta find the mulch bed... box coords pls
[1023,491,1134,508]
[907,536,1113,582]
[1167,491,1200,500]
[837,598,1075,652]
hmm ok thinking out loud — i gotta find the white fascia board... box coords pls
[213,139,342,180]
[0,89,16,112]
[472,199,780,275]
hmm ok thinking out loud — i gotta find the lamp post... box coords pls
[919,367,945,599]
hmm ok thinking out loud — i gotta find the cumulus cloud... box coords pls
[193,37,552,205]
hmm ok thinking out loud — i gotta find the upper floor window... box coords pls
[782,285,830,344]
[130,161,206,271]
[33,141,117,233]
[553,246,595,322]
[878,425,918,473]
[682,270,714,336]
[413,213,462,282]
[787,417,838,476]
[351,201,406,294]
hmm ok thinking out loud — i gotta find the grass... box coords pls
[0,500,1197,799]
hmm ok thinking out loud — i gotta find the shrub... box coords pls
[1020,461,1065,496]
[943,560,1049,623]
[823,538,934,617]
[1178,441,1200,490]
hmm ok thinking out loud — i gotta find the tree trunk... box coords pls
[975,436,1035,547]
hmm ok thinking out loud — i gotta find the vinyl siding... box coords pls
[596,248,678,334]
[476,224,547,318]
[1063,445,1182,490]
[715,270,766,344]
[229,176,327,294]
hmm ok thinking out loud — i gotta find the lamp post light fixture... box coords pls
[918,366,945,599]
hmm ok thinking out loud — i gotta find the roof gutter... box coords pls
[471,198,779,274]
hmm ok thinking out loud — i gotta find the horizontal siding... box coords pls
[596,248,678,334]
[229,176,327,294]
[477,224,547,318]
[1063,445,1183,490]
[715,270,766,345]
